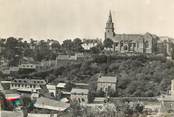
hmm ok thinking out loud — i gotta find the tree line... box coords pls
[0,37,115,66]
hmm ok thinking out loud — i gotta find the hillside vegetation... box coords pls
[31,55,174,97]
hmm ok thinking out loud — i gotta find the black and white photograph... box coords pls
[0,0,174,117]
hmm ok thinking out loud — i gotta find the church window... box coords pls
[124,45,128,50]
[145,41,149,48]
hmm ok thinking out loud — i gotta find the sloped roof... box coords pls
[46,84,56,90]
[34,97,70,111]
[1,111,24,117]
[71,88,89,94]
[57,83,66,88]
[113,34,144,42]
[97,76,117,83]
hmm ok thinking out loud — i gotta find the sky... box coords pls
[0,0,174,42]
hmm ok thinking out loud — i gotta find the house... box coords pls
[158,80,174,112]
[70,88,89,103]
[46,84,56,97]
[81,38,101,50]
[97,75,117,94]
[56,83,66,91]
[34,97,70,112]
[10,79,46,93]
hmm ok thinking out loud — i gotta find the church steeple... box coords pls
[105,10,115,39]
[107,10,112,23]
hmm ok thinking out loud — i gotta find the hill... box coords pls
[30,55,174,97]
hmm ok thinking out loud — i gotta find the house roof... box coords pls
[97,76,117,83]
[94,97,106,102]
[46,84,56,90]
[57,83,66,88]
[74,83,89,86]
[1,111,24,117]
[34,97,70,111]
[71,88,89,94]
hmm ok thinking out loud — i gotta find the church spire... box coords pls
[107,10,112,23]
[105,10,115,39]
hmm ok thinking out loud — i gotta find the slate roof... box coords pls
[97,76,117,83]
[113,34,144,42]
[34,97,70,111]
[71,88,89,95]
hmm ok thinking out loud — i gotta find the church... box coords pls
[105,11,158,54]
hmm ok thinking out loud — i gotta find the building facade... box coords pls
[97,76,117,94]
[105,11,158,54]
[70,88,89,103]
[10,79,46,93]
[81,39,101,50]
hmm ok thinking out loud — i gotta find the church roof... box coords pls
[113,34,144,42]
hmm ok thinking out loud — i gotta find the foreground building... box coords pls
[159,79,174,112]
[10,79,46,93]
[97,75,117,94]
[70,88,89,103]
[34,97,70,112]
[105,11,158,54]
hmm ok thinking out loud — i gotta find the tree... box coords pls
[72,38,83,52]
[62,39,73,53]
[103,38,113,48]
[35,40,51,61]
[90,43,103,54]
[51,40,61,51]
[4,37,23,66]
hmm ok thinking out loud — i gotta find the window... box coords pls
[78,98,81,103]
[124,45,128,50]
[120,41,123,46]
[115,42,119,47]
[145,41,149,48]
[82,98,85,102]
[133,43,136,47]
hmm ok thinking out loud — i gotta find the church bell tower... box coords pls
[105,11,115,40]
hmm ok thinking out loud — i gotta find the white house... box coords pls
[97,76,117,93]
[46,84,56,97]
[10,79,46,93]
[81,39,101,50]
